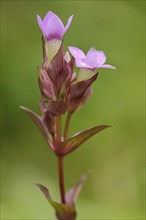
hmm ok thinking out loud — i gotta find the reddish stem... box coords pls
[58,157,65,204]
[56,116,66,204]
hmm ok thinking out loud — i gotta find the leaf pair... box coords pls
[36,172,90,220]
[20,105,111,156]
[36,184,76,220]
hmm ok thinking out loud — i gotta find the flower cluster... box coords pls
[21,11,115,220]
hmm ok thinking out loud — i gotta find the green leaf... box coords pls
[65,172,90,206]
[36,183,52,201]
[59,125,111,156]
[36,183,76,220]
[20,106,53,149]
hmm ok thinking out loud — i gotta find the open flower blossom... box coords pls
[68,46,116,70]
[37,11,73,40]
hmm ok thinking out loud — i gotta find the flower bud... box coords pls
[67,73,98,113]
[38,67,55,100]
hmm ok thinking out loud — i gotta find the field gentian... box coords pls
[68,47,115,69]
[37,11,73,62]
[68,47,116,81]
[37,11,73,41]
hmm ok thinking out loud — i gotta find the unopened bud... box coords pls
[38,67,55,100]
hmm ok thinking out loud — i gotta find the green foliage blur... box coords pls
[1,1,145,219]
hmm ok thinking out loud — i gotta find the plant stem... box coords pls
[56,116,61,146]
[64,112,72,140]
[56,116,65,204]
[56,112,72,204]
[58,156,65,204]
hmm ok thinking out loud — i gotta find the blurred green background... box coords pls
[1,0,145,219]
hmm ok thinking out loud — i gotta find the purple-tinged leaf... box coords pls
[59,125,111,156]
[56,60,70,93]
[69,73,98,99]
[67,73,98,113]
[67,87,92,113]
[36,183,76,220]
[20,106,54,150]
[38,67,55,100]
[66,172,90,206]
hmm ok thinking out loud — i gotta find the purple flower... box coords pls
[37,11,73,41]
[68,47,116,70]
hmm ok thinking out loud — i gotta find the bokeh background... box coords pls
[1,1,145,219]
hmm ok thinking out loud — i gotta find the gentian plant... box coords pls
[21,11,115,220]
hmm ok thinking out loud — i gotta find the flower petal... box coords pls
[63,15,74,36]
[85,48,98,68]
[68,46,85,60]
[43,11,54,26]
[100,64,116,69]
[37,15,47,36]
[76,59,91,68]
[46,15,64,40]
[86,48,96,58]
[95,51,106,65]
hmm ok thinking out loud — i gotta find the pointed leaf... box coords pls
[70,73,98,99]
[67,73,98,113]
[68,87,92,113]
[20,106,53,149]
[36,183,52,201]
[36,183,76,220]
[56,60,71,92]
[66,172,90,206]
[59,125,111,156]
